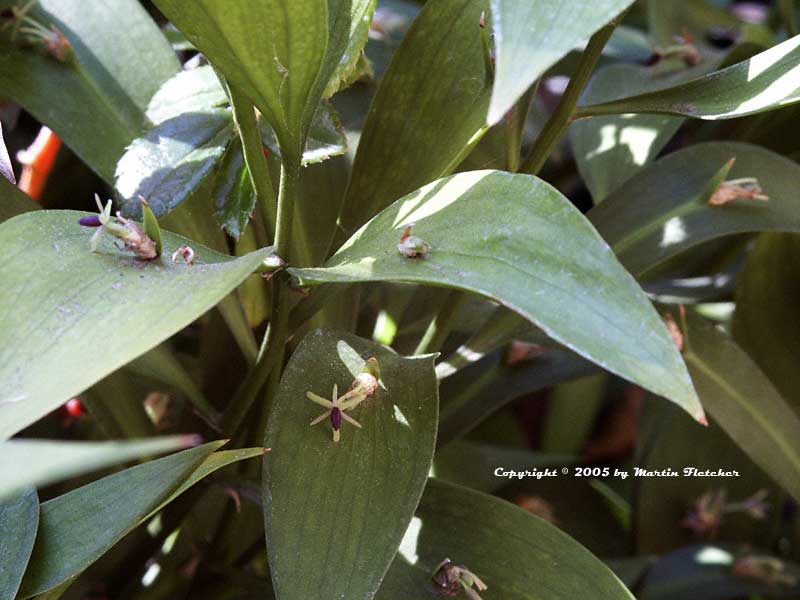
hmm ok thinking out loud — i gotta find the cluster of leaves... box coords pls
[2,0,800,598]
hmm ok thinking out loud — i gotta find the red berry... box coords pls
[64,397,85,418]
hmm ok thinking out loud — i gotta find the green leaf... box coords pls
[323,0,378,98]
[487,0,635,124]
[151,0,329,151]
[339,0,492,235]
[578,35,800,120]
[141,200,163,256]
[115,109,234,218]
[378,479,635,599]
[293,171,702,421]
[570,63,684,202]
[679,310,800,502]
[0,211,271,441]
[146,66,229,126]
[263,329,438,600]
[0,487,38,600]
[260,102,348,166]
[0,121,14,184]
[734,233,800,411]
[212,138,256,239]
[0,177,38,224]
[0,0,179,182]
[17,442,263,598]
[589,142,800,277]
[0,436,200,500]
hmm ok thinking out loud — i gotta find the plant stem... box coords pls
[519,19,619,176]
[414,289,467,355]
[781,0,799,37]
[506,82,538,173]
[228,85,278,239]
[223,155,301,437]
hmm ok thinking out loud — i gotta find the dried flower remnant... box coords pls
[731,555,799,586]
[505,341,548,366]
[708,176,769,206]
[514,495,558,524]
[647,27,703,67]
[682,489,769,538]
[431,559,488,599]
[79,194,157,260]
[340,357,382,410]
[397,225,432,259]
[171,245,195,266]
[307,383,362,443]
[1,0,72,62]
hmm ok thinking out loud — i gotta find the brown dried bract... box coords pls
[116,214,157,260]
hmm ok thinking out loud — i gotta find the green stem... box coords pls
[223,156,301,438]
[519,19,619,176]
[228,85,278,239]
[506,82,538,173]
[414,289,467,355]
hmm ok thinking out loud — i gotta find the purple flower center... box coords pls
[78,215,102,227]
[330,407,342,430]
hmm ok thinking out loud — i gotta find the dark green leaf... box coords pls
[263,329,437,600]
[0,436,199,500]
[578,35,800,120]
[115,109,233,218]
[0,177,38,224]
[679,310,800,502]
[378,479,635,599]
[487,0,635,124]
[260,102,347,166]
[339,0,492,235]
[734,233,800,411]
[0,211,271,440]
[151,0,329,150]
[293,171,702,421]
[589,142,800,277]
[0,0,179,182]
[0,487,38,600]
[18,442,263,598]
[212,138,256,239]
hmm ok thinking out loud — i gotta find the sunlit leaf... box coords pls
[294,171,702,421]
[578,35,800,120]
[0,436,200,500]
[263,329,437,599]
[0,211,270,440]
[323,0,378,98]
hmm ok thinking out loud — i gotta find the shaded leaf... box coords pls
[378,479,635,599]
[0,487,38,600]
[323,0,378,98]
[0,211,271,440]
[339,0,492,235]
[18,442,263,598]
[0,0,179,182]
[734,233,800,411]
[570,63,684,202]
[116,109,233,218]
[679,310,800,502]
[293,171,702,421]
[589,142,800,277]
[0,177,38,224]
[578,35,800,120]
[151,0,329,151]
[0,436,199,500]
[260,102,347,166]
[263,329,437,600]
[487,0,635,124]
[212,138,256,239]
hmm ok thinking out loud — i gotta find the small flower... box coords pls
[708,177,769,206]
[171,245,195,265]
[732,555,798,586]
[84,194,157,260]
[307,384,362,443]
[431,559,487,599]
[682,488,770,538]
[78,215,102,228]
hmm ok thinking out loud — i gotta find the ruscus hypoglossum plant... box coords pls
[2,0,800,598]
